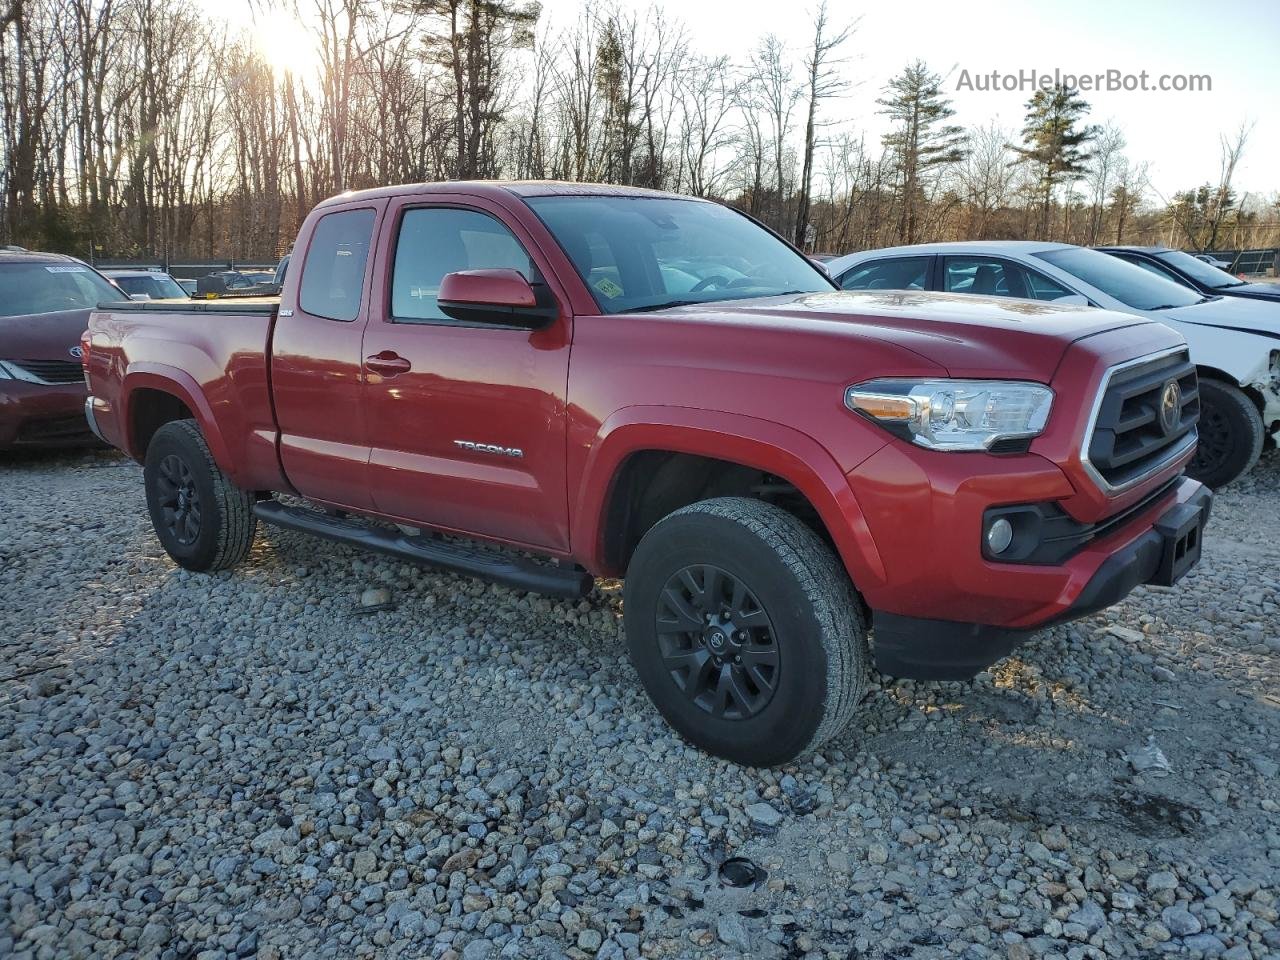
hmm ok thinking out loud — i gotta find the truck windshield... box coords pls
[0,261,127,317]
[1034,247,1202,311]
[526,195,833,313]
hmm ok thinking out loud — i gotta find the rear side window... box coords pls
[840,257,930,291]
[390,207,534,323]
[299,208,375,322]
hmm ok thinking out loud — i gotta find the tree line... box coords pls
[1,0,1275,262]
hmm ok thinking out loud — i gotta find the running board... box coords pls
[253,501,593,600]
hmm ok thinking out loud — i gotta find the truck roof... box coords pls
[315,180,699,209]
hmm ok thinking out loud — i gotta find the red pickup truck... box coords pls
[83,182,1211,765]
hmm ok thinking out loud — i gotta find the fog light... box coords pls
[986,517,1013,555]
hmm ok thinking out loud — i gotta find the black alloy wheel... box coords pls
[656,563,780,720]
[155,453,202,545]
[143,419,257,571]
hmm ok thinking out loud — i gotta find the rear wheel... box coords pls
[623,497,867,766]
[1188,379,1263,488]
[144,419,257,571]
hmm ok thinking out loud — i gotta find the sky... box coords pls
[217,0,1280,200]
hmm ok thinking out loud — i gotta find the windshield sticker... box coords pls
[45,265,88,273]
[593,277,623,299]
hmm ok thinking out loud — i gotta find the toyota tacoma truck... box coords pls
[83,182,1211,766]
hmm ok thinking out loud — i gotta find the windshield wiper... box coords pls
[628,299,705,313]
[1147,304,1180,310]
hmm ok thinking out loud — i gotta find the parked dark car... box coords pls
[195,270,276,298]
[1098,245,1280,303]
[0,250,127,448]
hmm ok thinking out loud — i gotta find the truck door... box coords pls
[361,195,573,552]
[272,201,384,509]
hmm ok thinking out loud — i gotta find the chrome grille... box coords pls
[10,359,85,384]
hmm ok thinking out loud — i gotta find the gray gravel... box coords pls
[2,447,1278,960]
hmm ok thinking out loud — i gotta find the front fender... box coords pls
[571,405,887,587]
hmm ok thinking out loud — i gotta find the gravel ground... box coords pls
[2,448,1278,960]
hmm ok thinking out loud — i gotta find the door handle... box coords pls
[366,351,412,376]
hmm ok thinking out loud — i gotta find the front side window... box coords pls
[1114,254,1189,288]
[0,262,125,317]
[526,195,831,313]
[943,256,1074,301]
[840,257,930,291]
[1034,247,1202,310]
[390,207,535,323]
[299,208,375,322]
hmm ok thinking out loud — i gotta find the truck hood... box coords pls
[1154,293,1280,338]
[0,308,92,363]
[669,290,1153,381]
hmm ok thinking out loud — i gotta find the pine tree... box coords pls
[414,0,539,180]
[878,60,967,244]
[1013,86,1097,239]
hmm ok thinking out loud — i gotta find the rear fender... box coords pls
[573,405,886,587]
[121,366,236,478]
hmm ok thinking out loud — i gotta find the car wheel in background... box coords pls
[1188,379,1263,488]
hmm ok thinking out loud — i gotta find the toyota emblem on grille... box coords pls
[1159,379,1181,435]
[69,346,83,359]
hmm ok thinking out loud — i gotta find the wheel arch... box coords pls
[121,367,234,477]
[573,406,885,588]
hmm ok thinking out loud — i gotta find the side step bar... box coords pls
[253,501,594,600]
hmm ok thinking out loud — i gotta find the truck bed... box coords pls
[85,296,287,492]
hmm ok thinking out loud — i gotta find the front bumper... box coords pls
[870,478,1211,680]
[0,380,95,449]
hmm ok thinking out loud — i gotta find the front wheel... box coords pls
[1187,379,1263,488]
[622,497,868,767]
[144,419,257,571]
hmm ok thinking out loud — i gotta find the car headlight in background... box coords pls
[845,379,1054,452]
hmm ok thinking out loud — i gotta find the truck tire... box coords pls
[1188,379,1263,489]
[143,419,257,571]
[623,497,867,766]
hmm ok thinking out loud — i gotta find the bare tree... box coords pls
[792,4,855,249]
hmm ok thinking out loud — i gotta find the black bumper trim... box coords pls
[871,479,1212,681]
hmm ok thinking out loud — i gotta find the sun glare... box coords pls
[252,7,322,82]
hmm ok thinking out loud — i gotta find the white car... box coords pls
[826,242,1280,487]
[102,269,191,302]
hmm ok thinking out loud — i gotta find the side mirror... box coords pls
[437,269,557,329]
[1052,294,1090,306]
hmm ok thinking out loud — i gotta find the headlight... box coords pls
[845,379,1054,451]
